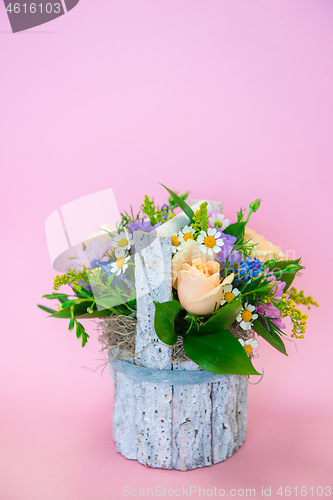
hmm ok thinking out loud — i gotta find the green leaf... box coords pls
[42,293,69,304]
[37,304,57,314]
[159,184,194,223]
[74,309,114,319]
[237,209,244,222]
[252,319,288,356]
[196,299,242,335]
[183,329,261,375]
[223,222,246,245]
[68,306,75,332]
[269,258,302,291]
[75,321,82,339]
[51,301,94,318]
[73,285,94,299]
[153,300,182,345]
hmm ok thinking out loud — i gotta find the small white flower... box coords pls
[171,233,182,253]
[238,338,258,355]
[221,284,240,305]
[236,302,258,331]
[209,213,230,231]
[113,231,134,254]
[115,247,128,258]
[110,256,130,277]
[197,228,224,256]
[178,225,196,244]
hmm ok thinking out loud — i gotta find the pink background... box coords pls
[1,1,332,498]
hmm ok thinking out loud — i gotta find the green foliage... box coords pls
[238,275,276,303]
[237,208,245,222]
[245,198,261,224]
[183,329,261,375]
[268,258,304,291]
[159,184,194,223]
[196,299,242,335]
[224,222,246,245]
[191,202,208,235]
[75,320,89,347]
[252,319,288,356]
[39,263,137,346]
[87,264,136,312]
[120,205,140,227]
[153,300,182,345]
[168,191,189,212]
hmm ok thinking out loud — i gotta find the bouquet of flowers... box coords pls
[39,185,317,375]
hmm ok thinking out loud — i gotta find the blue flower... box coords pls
[90,258,108,269]
[237,257,263,282]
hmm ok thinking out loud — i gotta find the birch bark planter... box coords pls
[108,211,248,471]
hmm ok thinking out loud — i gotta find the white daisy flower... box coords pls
[171,233,181,253]
[113,231,134,256]
[208,213,230,231]
[197,228,224,256]
[115,247,128,258]
[221,284,240,305]
[236,302,258,331]
[110,256,130,277]
[178,225,195,244]
[238,338,258,355]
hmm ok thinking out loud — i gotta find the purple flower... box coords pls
[257,302,286,330]
[127,220,162,235]
[257,273,287,329]
[215,233,242,269]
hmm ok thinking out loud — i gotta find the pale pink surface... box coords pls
[1,1,333,499]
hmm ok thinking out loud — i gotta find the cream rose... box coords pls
[176,258,223,315]
[172,239,214,288]
[244,227,288,263]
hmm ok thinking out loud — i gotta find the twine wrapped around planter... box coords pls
[100,201,250,471]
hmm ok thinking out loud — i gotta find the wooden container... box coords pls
[109,224,248,470]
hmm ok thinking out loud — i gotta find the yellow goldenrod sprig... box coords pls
[54,265,89,291]
[191,202,208,235]
[280,294,308,339]
[288,287,319,310]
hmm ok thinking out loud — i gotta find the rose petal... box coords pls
[221,273,234,286]
[187,283,224,316]
[172,239,214,288]
[244,227,288,263]
[206,271,221,288]
[177,270,215,311]
[205,261,220,275]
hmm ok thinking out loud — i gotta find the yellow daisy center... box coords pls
[171,235,180,246]
[118,238,129,248]
[184,232,194,242]
[242,309,252,322]
[214,220,222,228]
[244,345,252,355]
[116,257,125,268]
[224,292,235,303]
[204,235,216,248]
